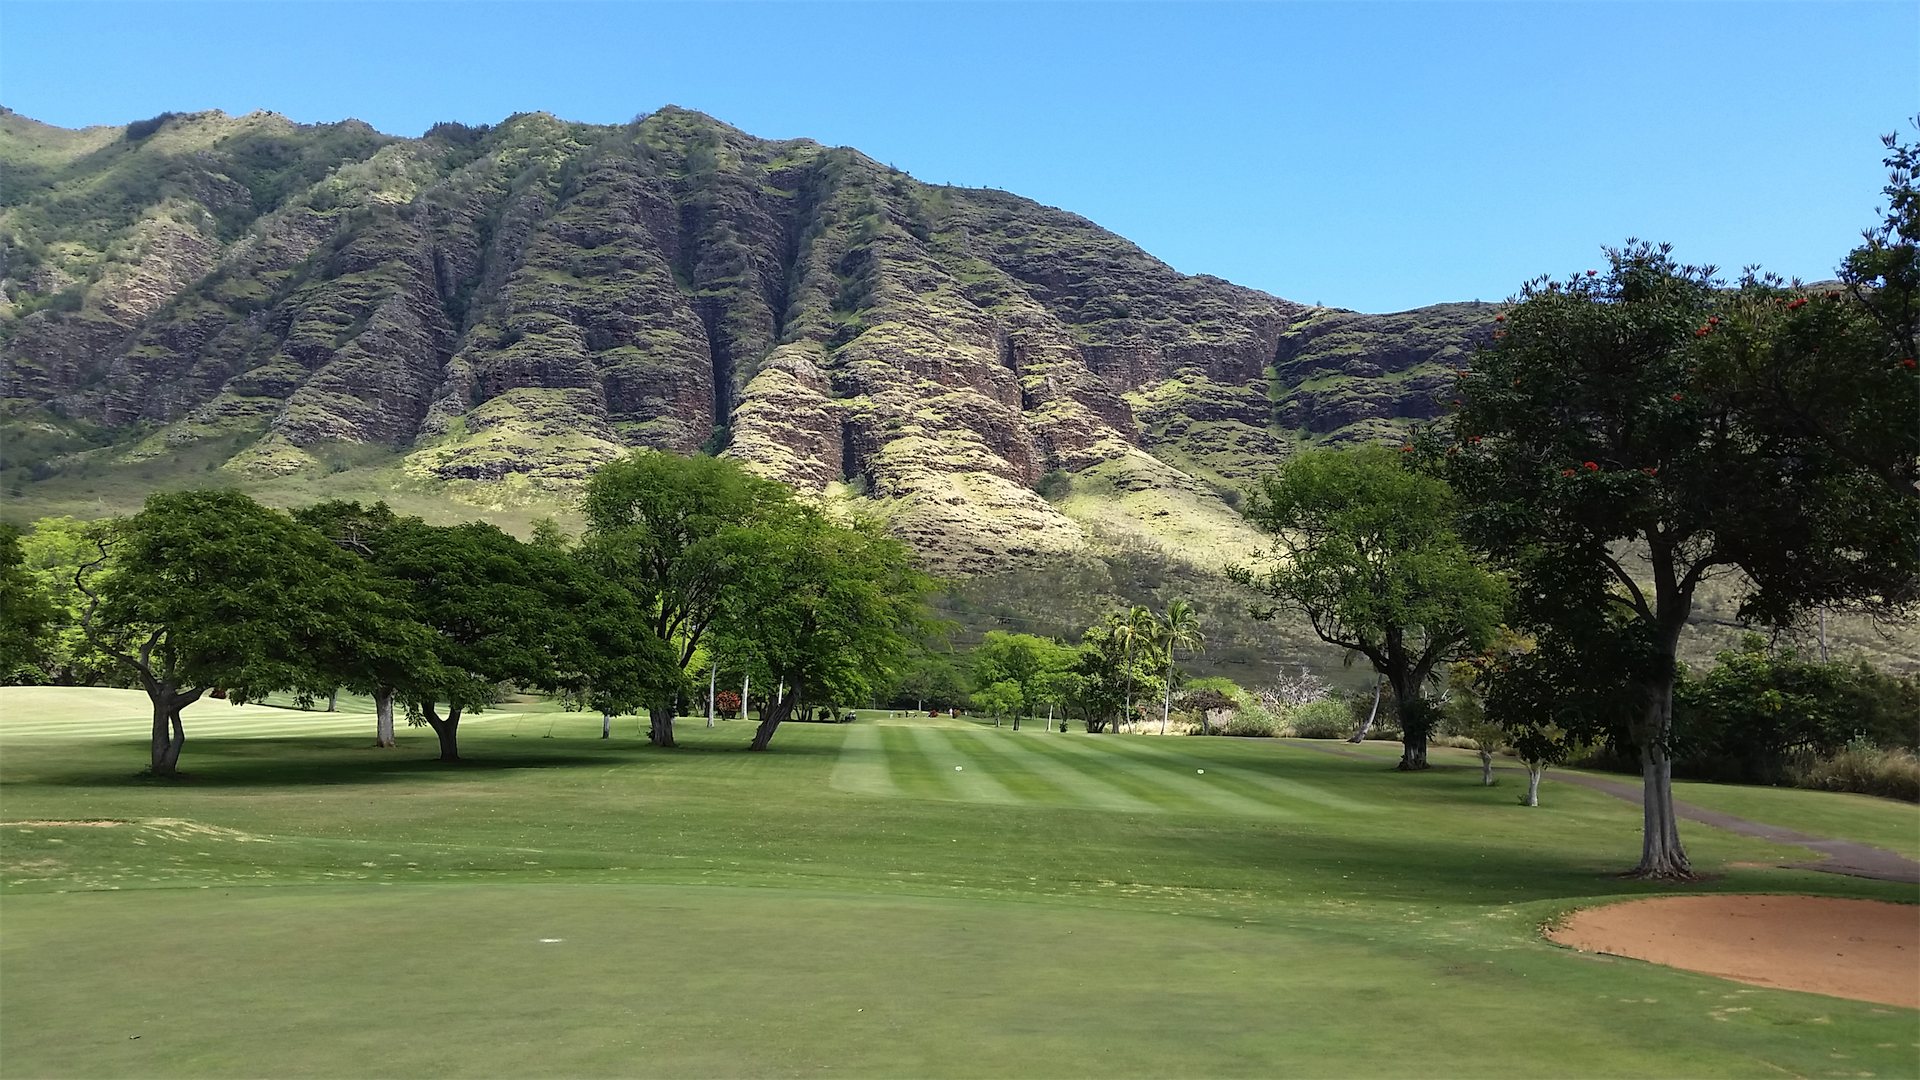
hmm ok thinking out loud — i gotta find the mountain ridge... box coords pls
[0,105,1487,572]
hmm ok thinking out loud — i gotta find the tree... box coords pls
[1450,223,1918,875]
[1479,640,1607,809]
[1154,599,1204,735]
[0,524,57,682]
[365,520,584,762]
[1113,605,1156,733]
[293,500,410,746]
[1233,446,1508,770]
[15,516,124,686]
[972,680,1024,728]
[76,491,410,775]
[971,631,1075,730]
[581,451,794,747]
[1070,614,1160,734]
[714,508,938,751]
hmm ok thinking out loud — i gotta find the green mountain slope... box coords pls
[0,106,1481,571]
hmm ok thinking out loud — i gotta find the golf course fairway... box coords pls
[2,688,1914,1077]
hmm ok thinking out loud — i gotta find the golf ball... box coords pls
[1197,769,1205,774]
[954,765,963,771]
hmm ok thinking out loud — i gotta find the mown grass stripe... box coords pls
[959,729,1160,813]
[1094,736,1373,814]
[1014,733,1213,814]
[903,726,1022,805]
[829,721,901,798]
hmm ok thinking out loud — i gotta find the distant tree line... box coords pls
[0,452,935,774]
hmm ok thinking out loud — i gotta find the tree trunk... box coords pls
[601,710,613,739]
[748,677,800,750]
[1479,749,1495,786]
[1046,705,1053,732]
[1633,742,1693,878]
[706,664,717,729]
[159,708,186,773]
[1160,670,1173,735]
[374,687,396,748]
[742,675,751,721]
[421,703,461,762]
[326,688,338,713]
[1394,688,1430,771]
[647,703,677,748]
[146,685,199,775]
[1522,763,1544,807]
[150,696,175,775]
[1348,677,1384,743]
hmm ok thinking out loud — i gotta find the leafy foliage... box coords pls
[1233,444,1506,768]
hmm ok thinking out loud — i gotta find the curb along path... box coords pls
[1289,740,1920,885]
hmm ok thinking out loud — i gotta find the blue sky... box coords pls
[1,2,1911,312]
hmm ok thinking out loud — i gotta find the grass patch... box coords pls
[1,689,1915,1076]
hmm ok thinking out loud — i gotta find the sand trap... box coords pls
[1549,894,1919,1009]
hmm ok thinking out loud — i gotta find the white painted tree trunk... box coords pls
[777,678,785,705]
[742,674,751,720]
[1047,705,1053,732]
[1479,749,1495,786]
[706,665,717,728]
[1522,762,1544,807]
[601,711,613,739]
[374,688,396,748]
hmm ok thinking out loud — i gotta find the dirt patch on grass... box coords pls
[1548,894,1918,1008]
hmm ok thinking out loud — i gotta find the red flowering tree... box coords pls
[1448,194,1919,876]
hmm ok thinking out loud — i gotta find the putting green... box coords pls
[2,688,1915,1077]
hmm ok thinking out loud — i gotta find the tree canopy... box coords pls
[1233,444,1507,769]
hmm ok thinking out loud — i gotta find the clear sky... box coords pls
[1,2,1912,312]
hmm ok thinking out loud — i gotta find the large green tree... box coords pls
[0,524,57,682]
[580,451,794,747]
[714,508,937,751]
[75,491,410,775]
[293,500,412,746]
[1232,446,1508,769]
[364,519,584,762]
[1450,218,1918,875]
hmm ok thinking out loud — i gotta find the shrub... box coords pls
[1218,711,1277,738]
[1791,743,1920,803]
[1287,699,1350,739]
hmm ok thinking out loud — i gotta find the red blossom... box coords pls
[1468,435,1483,444]
[1694,326,1711,337]
[1708,316,1720,325]
[1904,358,1918,370]
[1560,468,1576,477]
[1494,314,1505,322]
[1586,269,1599,277]
[1398,445,1414,453]
[1451,399,1462,406]
[1641,466,1659,477]
[1670,393,1684,402]
[1786,298,1808,310]
[1583,461,1599,472]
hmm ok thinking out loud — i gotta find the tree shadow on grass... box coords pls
[22,729,844,788]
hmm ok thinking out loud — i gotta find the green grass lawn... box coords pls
[2,690,1916,1077]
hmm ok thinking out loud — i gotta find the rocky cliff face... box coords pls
[1,106,1489,570]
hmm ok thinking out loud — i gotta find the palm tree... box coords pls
[1113,605,1155,733]
[1156,600,1204,735]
